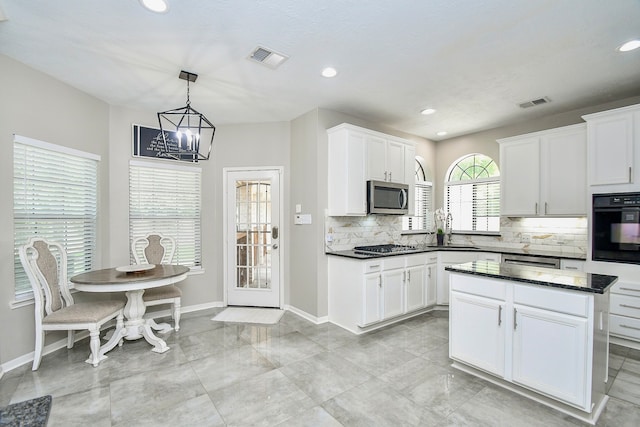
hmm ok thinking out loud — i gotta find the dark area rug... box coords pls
[0,395,52,427]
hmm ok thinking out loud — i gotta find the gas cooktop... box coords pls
[353,244,417,254]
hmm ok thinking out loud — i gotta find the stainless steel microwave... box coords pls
[593,192,640,264]
[367,180,409,215]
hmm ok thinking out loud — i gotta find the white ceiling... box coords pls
[1,0,639,141]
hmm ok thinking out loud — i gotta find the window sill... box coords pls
[452,231,502,237]
[10,296,35,310]
[401,230,502,237]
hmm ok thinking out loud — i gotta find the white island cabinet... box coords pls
[448,262,614,425]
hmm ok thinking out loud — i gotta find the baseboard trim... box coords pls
[284,305,328,325]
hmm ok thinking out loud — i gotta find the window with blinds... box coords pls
[403,182,434,231]
[129,160,202,268]
[403,158,433,231]
[13,135,100,300]
[445,153,500,233]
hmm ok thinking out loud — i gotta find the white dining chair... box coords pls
[131,233,182,331]
[19,237,125,370]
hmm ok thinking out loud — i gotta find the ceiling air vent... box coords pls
[248,46,289,69]
[518,97,551,109]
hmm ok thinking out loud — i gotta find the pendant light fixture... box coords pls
[157,70,215,161]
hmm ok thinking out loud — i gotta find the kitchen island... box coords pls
[446,260,617,425]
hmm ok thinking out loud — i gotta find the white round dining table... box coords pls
[71,264,189,354]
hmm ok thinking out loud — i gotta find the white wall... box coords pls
[107,107,291,309]
[0,54,110,364]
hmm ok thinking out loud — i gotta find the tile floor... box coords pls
[1,309,640,426]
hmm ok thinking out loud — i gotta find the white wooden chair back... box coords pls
[131,233,176,265]
[19,238,74,321]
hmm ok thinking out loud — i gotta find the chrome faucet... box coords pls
[445,212,453,245]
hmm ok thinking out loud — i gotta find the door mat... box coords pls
[212,307,284,325]
[0,395,52,427]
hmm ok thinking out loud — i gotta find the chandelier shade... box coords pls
[157,70,215,161]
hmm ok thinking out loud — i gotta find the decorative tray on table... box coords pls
[115,264,155,274]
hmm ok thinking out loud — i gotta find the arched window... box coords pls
[445,153,500,233]
[403,157,433,231]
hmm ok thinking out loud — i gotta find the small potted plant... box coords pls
[436,228,445,246]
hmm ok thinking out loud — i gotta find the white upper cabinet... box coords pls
[327,123,415,216]
[583,104,640,188]
[366,134,411,183]
[327,125,367,216]
[540,126,587,215]
[366,135,388,181]
[498,124,586,217]
[499,136,540,216]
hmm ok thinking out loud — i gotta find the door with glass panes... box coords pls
[226,169,281,307]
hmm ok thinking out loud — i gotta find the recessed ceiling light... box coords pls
[437,131,448,137]
[420,108,436,115]
[321,67,338,78]
[139,0,169,13]
[618,40,640,52]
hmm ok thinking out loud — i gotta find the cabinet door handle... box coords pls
[564,266,578,270]
[545,202,548,215]
[428,267,431,278]
[498,305,502,326]
[620,303,640,310]
[535,203,538,215]
[378,275,382,287]
[389,172,392,181]
[384,171,388,181]
[621,324,640,332]
[620,287,640,292]
[513,308,518,330]
[630,166,633,183]
[407,270,411,281]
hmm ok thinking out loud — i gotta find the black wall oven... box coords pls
[593,192,640,264]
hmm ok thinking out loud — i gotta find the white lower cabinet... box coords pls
[512,303,589,408]
[382,267,405,320]
[560,259,585,271]
[425,255,438,306]
[329,254,429,333]
[362,271,382,326]
[449,273,608,416]
[609,281,640,343]
[450,291,505,376]
[406,262,427,313]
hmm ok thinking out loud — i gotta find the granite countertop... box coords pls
[445,260,617,294]
[326,245,586,261]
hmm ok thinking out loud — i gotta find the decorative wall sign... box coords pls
[132,124,197,162]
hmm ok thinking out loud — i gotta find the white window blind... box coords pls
[403,181,433,231]
[446,179,500,232]
[13,135,100,300]
[129,161,202,268]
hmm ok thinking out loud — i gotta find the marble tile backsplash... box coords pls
[325,215,587,257]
